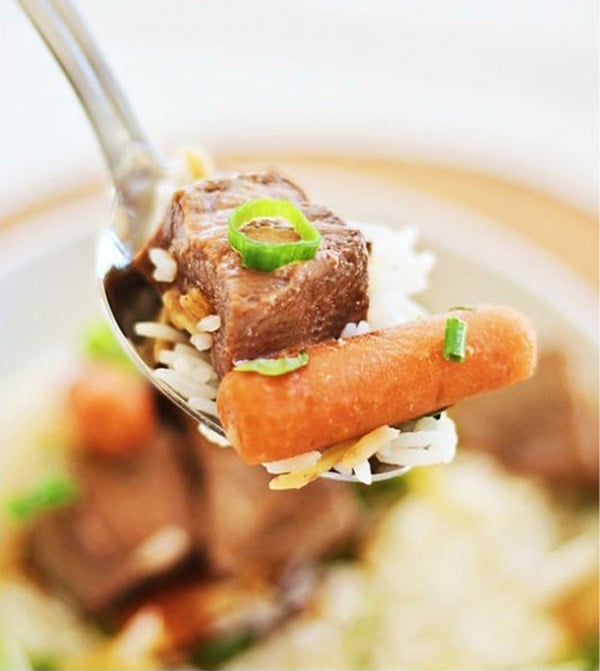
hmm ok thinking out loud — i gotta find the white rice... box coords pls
[158,347,216,380]
[148,247,178,283]
[376,414,457,467]
[134,321,187,343]
[332,462,353,477]
[352,459,373,485]
[339,320,371,339]
[190,332,212,351]
[188,396,219,416]
[133,525,190,571]
[198,423,231,447]
[263,450,321,474]
[356,222,435,329]
[111,608,164,664]
[197,314,221,332]
[176,355,214,382]
[153,367,216,400]
[174,342,214,363]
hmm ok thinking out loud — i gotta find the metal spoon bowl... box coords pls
[20,0,411,484]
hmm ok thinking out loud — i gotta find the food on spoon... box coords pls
[131,168,537,487]
[134,171,369,378]
[217,305,537,465]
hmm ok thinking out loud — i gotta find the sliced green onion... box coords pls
[30,654,58,671]
[443,316,468,363]
[449,306,473,312]
[5,475,80,522]
[81,320,130,367]
[228,199,321,272]
[191,630,256,669]
[234,351,309,376]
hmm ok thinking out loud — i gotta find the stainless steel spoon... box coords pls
[19,0,410,484]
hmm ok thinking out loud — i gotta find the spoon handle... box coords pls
[18,0,162,190]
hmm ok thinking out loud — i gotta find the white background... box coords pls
[1,0,598,215]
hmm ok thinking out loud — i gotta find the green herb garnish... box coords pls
[81,320,130,367]
[443,316,468,363]
[191,630,256,669]
[571,633,599,671]
[31,654,58,671]
[228,198,321,272]
[5,475,80,522]
[234,351,309,376]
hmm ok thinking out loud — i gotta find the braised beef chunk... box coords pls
[190,432,361,576]
[453,350,599,492]
[135,171,369,378]
[29,431,196,614]
[28,416,363,615]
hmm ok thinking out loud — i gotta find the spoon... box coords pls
[19,0,410,484]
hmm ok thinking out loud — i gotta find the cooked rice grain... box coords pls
[377,414,457,467]
[263,451,322,475]
[188,396,219,416]
[134,321,187,343]
[339,320,371,339]
[148,247,177,283]
[190,332,212,351]
[197,315,221,332]
[154,367,216,400]
[352,459,373,485]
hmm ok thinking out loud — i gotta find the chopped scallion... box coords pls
[443,316,468,363]
[191,630,256,669]
[234,351,309,376]
[228,199,321,272]
[5,475,80,522]
[81,321,130,367]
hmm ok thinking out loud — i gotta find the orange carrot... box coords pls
[217,305,537,464]
[69,363,157,456]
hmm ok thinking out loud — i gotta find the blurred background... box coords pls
[1,0,598,216]
[0,3,598,670]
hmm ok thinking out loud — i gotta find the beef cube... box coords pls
[453,350,599,491]
[190,432,362,576]
[135,171,369,378]
[29,430,197,614]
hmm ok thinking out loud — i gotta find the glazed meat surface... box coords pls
[29,430,197,614]
[453,350,599,492]
[191,431,361,576]
[135,171,369,377]
[29,414,362,615]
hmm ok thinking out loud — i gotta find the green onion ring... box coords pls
[5,474,80,522]
[443,316,468,363]
[228,199,321,272]
[234,351,309,376]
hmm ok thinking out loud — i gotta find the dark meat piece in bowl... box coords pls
[135,171,369,378]
[27,407,363,617]
[28,430,197,614]
[453,349,598,492]
[189,431,361,577]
